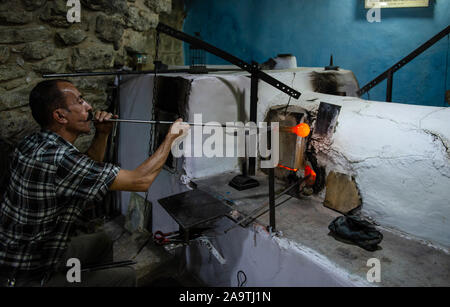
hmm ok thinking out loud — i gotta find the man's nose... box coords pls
[85,101,93,111]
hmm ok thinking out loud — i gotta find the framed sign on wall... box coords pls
[365,0,430,8]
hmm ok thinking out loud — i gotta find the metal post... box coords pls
[113,74,121,215]
[249,62,259,176]
[268,167,276,231]
[386,70,393,102]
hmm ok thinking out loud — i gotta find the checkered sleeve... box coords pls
[55,150,120,203]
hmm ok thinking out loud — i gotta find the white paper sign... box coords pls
[365,0,429,8]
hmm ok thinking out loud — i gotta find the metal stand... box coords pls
[268,168,276,231]
[249,63,259,175]
[386,70,393,103]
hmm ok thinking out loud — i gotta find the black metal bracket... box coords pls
[156,23,301,100]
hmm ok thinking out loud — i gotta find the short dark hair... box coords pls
[29,79,72,128]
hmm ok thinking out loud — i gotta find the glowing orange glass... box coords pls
[291,123,310,138]
[277,164,298,172]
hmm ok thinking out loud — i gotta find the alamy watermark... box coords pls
[366,258,381,283]
[66,257,81,283]
[170,114,280,168]
[366,6,381,23]
[66,0,81,23]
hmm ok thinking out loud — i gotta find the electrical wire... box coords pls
[283,96,292,115]
[141,30,161,229]
[283,72,297,115]
[237,270,247,287]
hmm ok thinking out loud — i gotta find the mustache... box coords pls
[86,111,94,122]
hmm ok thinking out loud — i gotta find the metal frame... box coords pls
[43,22,302,232]
[155,23,302,232]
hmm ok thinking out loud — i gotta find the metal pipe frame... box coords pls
[42,22,302,232]
[357,25,450,99]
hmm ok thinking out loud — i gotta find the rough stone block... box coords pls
[82,0,129,15]
[0,64,26,82]
[0,46,9,64]
[71,45,115,71]
[324,171,362,214]
[0,26,51,44]
[0,1,33,25]
[0,87,30,111]
[1,78,25,91]
[40,0,72,28]
[75,77,111,93]
[95,14,124,50]
[23,41,55,60]
[0,106,39,145]
[126,6,158,31]
[113,48,127,67]
[123,30,150,54]
[21,0,47,11]
[32,56,66,74]
[145,0,171,14]
[56,28,88,46]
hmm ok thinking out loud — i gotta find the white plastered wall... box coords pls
[118,67,450,263]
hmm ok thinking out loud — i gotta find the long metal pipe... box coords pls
[100,118,280,131]
[103,118,224,127]
[43,68,242,79]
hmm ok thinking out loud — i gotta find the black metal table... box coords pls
[158,189,231,243]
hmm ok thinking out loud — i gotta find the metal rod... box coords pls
[113,75,121,215]
[249,66,259,176]
[156,22,301,99]
[268,168,276,232]
[357,25,450,97]
[386,70,393,102]
[42,68,242,78]
[100,118,281,131]
[81,260,137,272]
[102,118,233,128]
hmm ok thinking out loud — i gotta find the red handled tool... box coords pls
[153,231,183,245]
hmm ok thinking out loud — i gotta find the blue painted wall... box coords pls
[183,0,449,107]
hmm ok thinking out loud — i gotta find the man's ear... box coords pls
[53,109,68,124]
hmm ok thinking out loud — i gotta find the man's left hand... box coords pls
[93,111,117,135]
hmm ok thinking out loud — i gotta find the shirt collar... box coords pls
[40,129,79,152]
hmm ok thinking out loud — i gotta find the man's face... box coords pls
[58,82,93,134]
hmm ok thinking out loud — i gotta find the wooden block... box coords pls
[324,171,362,214]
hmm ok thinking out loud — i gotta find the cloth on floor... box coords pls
[328,215,383,251]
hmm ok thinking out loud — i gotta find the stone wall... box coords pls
[0,0,185,152]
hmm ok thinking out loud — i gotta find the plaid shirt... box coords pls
[0,130,120,273]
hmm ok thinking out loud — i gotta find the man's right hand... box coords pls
[168,118,190,142]
[110,118,190,193]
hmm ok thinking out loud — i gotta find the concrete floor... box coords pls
[97,170,449,287]
[194,172,450,287]
[101,216,204,287]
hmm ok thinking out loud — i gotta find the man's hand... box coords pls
[93,111,117,135]
[110,118,190,192]
[168,118,190,142]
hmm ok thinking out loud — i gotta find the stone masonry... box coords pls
[0,0,185,154]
